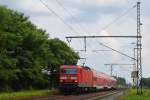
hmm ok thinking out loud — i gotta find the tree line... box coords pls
[142,78,150,88]
[0,6,79,92]
[114,76,126,86]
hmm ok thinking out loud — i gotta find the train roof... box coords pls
[81,66,91,70]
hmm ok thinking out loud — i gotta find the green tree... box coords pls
[114,76,126,86]
[0,6,79,91]
[142,78,150,88]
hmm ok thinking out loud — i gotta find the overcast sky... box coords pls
[0,0,149,83]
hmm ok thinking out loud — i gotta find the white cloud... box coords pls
[83,0,127,6]
[68,0,127,6]
[15,0,49,14]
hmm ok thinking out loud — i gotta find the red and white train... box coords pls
[59,65,117,93]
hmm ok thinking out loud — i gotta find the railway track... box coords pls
[22,90,123,100]
[81,91,121,100]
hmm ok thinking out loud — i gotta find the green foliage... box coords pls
[47,38,79,66]
[123,88,150,100]
[0,6,79,92]
[142,78,150,88]
[114,76,126,86]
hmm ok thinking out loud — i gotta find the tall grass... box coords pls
[0,89,59,100]
[123,88,150,100]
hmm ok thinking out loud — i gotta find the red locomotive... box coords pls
[59,65,116,93]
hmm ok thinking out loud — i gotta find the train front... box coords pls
[59,65,80,92]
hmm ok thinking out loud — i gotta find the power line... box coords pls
[105,63,135,66]
[99,42,136,60]
[66,35,139,52]
[55,0,88,34]
[105,63,134,76]
[39,0,79,34]
[66,35,139,38]
[98,4,137,33]
[55,0,93,52]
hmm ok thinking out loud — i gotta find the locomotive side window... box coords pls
[61,68,77,74]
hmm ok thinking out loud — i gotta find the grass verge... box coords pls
[0,89,59,100]
[123,88,150,100]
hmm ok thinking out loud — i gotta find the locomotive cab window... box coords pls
[61,68,77,74]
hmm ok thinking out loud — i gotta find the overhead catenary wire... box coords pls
[54,1,137,53]
[99,42,136,60]
[98,4,137,33]
[54,0,90,53]
[39,0,79,34]
[40,0,138,64]
[64,2,138,52]
[55,0,89,34]
[54,0,96,55]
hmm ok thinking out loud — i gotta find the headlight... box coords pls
[60,80,63,82]
[60,76,67,79]
[71,76,77,79]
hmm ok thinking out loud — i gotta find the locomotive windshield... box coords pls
[61,68,77,74]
